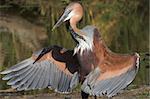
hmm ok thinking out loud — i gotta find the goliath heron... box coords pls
[1,2,140,98]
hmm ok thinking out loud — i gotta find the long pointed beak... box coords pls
[52,9,71,31]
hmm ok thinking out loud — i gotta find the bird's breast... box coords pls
[77,50,99,80]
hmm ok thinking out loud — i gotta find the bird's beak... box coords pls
[52,9,71,31]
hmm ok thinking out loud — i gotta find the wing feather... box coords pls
[1,58,33,74]
[1,46,80,93]
[2,65,32,80]
[17,66,38,91]
[27,65,41,90]
[32,64,43,89]
[81,55,139,97]
[42,62,50,88]
[57,71,65,92]
[7,66,34,86]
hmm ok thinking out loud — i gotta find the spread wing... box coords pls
[81,53,140,97]
[1,45,80,93]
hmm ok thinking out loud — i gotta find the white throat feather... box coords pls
[73,26,96,55]
[74,34,93,55]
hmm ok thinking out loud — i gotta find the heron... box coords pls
[1,2,140,99]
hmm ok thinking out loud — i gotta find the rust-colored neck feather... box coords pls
[69,3,84,35]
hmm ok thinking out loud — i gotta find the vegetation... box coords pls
[0,0,149,90]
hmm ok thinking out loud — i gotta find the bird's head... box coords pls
[52,2,83,30]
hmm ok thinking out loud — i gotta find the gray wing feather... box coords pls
[1,53,79,93]
[52,64,58,89]
[81,65,139,97]
[16,66,38,91]
[7,66,34,85]
[31,64,43,89]
[57,71,65,92]
[1,58,33,74]
[22,66,39,90]
[37,63,46,89]
[26,65,41,90]
[49,62,55,88]
[2,65,32,80]
[107,68,137,97]
[70,72,79,89]
[65,75,71,92]
[42,62,50,88]
[61,74,68,91]
[54,66,61,90]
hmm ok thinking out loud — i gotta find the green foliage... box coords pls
[86,0,149,53]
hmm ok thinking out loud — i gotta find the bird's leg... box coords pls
[64,96,72,99]
[81,91,89,99]
[94,95,97,99]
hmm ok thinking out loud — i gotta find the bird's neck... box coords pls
[70,18,85,36]
[70,22,79,32]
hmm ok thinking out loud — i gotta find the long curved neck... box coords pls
[70,16,85,36]
[70,18,81,33]
[70,19,78,32]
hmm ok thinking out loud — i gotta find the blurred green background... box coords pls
[0,0,149,91]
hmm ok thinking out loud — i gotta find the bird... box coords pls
[1,2,140,99]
